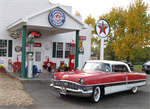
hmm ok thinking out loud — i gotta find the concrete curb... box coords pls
[7,72,52,82]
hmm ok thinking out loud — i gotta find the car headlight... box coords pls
[78,78,85,85]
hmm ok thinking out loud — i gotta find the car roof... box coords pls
[86,60,128,66]
[86,60,131,72]
[144,61,150,65]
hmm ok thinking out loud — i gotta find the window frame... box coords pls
[35,51,41,62]
[0,40,9,57]
[52,42,64,58]
[65,43,70,58]
[111,64,129,73]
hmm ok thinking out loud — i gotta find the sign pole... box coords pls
[96,19,110,60]
[100,38,104,60]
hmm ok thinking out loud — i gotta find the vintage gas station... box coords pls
[0,1,92,78]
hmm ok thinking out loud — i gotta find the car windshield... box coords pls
[82,62,111,72]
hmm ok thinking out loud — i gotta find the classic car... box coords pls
[142,61,150,74]
[122,60,134,71]
[50,60,147,103]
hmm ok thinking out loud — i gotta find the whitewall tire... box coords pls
[59,93,66,97]
[131,86,138,94]
[91,86,102,103]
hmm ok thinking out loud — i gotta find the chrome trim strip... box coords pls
[51,79,146,87]
[51,79,146,95]
[51,84,93,94]
[128,79,146,82]
[52,79,81,85]
[85,79,146,87]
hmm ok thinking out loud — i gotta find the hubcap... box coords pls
[132,87,137,93]
[94,87,101,102]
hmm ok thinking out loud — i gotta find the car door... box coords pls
[110,64,128,93]
[126,71,143,89]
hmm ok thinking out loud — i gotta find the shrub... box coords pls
[0,65,5,69]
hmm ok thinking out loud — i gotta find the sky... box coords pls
[49,0,150,21]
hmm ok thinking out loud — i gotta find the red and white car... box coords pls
[50,60,147,103]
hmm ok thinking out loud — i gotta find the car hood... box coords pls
[54,70,106,84]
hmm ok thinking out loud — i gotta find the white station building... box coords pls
[0,0,92,77]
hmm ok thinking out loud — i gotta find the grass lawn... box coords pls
[133,65,142,72]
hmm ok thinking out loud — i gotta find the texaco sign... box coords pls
[96,19,110,38]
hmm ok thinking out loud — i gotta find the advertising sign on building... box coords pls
[10,32,20,39]
[79,36,86,40]
[48,8,66,27]
[28,32,41,38]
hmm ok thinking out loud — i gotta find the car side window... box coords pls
[112,65,129,73]
[105,64,111,73]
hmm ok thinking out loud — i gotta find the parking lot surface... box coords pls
[1,75,150,109]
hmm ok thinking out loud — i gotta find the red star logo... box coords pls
[98,21,108,35]
[55,14,61,23]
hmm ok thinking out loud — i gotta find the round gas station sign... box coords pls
[48,8,66,27]
[96,19,110,38]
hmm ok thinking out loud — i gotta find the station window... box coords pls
[35,52,41,62]
[0,40,13,57]
[0,40,7,57]
[65,43,70,58]
[52,42,63,58]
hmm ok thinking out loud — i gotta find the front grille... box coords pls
[53,80,80,90]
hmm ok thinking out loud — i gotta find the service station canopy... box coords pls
[7,5,86,33]
[6,4,85,78]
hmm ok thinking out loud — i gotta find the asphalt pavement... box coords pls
[1,75,150,109]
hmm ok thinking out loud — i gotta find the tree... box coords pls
[101,0,150,63]
[75,11,81,17]
[84,15,96,34]
[91,36,101,58]
[84,15,101,58]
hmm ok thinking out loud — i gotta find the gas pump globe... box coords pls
[69,43,75,71]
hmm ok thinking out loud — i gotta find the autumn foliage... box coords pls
[100,0,150,63]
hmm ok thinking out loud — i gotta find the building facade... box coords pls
[0,0,92,76]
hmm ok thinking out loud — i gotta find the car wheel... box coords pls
[91,86,102,103]
[59,93,66,97]
[131,86,138,94]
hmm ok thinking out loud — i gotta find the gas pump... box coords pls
[69,43,75,71]
[12,55,21,73]
[27,53,33,78]
[27,33,34,78]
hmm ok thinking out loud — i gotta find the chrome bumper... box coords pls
[50,83,93,97]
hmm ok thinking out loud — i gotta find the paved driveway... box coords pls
[1,75,150,109]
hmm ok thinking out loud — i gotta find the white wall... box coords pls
[79,28,92,69]
[29,28,92,71]
[0,0,53,70]
[0,0,91,72]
